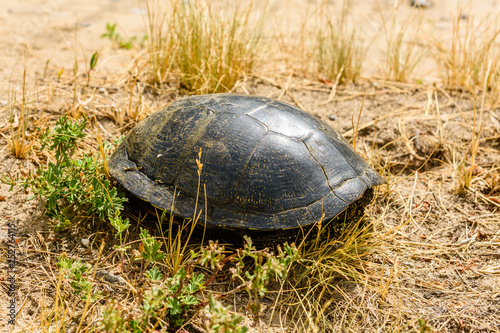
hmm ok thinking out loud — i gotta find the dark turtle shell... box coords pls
[109,94,385,233]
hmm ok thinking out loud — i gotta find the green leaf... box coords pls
[90,52,99,70]
[145,267,163,281]
[166,298,182,316]
[139,228,165,263]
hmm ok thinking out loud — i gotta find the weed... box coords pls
[139,228,166,266]
[58,256,102,302]
[100,237,299,332]
[174,0,262,93]
[87,51,99,86]
[102,1,263,92]
[232,236,300,321]
[283,217,380,331]
[1,172,20,191]
[454,158,475,196]
[101,22,146,50]
[25,116,130,237]
[157,148,204,275]
[417,318,432,333]
[100,300,128,332]
[204,294,248,333]
[143,0,176,86]
[315,0,366,84]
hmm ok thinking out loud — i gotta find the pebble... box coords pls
[328,115,336,121]
[410,0,430,7]
[81,238,90,247]
[97,270,126,285]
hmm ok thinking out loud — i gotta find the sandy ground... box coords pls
[1,0,500,332]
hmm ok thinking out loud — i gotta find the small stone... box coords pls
[81,238,90,247]
[410,0,430,7]
[97,270,126,285]
[328,115,336,121]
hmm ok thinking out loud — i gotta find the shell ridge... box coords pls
[245,114,270,132]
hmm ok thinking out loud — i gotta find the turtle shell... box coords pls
[109,94,385,232]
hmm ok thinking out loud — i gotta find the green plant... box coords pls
[87,51,99,86]
[58,257,101,302]
[205,294,247,333]
[1,172,21,191]
[417,318,432,333]
[142,268,204,328]
[232,237,299,321]
[143,0,176,86]
[101,22,146,50]
[157,148,204,276]
[139,228,166,266]
[100,300,128,332]
[315,0,366,84]
[100,237,299,332]
[282,217,382,331]
[174,0,263,93]
[101,258,202,331]
[25,116,130,237]
[100,268,203,331]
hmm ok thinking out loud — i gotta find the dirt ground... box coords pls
[1,0,500,332]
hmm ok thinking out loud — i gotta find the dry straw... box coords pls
[314,0,367,84]
[144,0,265,94]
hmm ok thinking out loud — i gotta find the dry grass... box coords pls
[428,1,500,106]
[8,52,37,159]
[376,3,424,82]
[280,213,390,332]
[144,0,264,94]
[4,80,500,332]
[314,0,367,85]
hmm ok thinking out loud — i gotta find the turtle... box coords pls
[108,93,386,245]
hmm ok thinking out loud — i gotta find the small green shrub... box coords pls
[205,294,248,333]
[101,22,146,50]
[139,228,166,265]
[232,236,300,321]
[58,256,102,302]
[25,116,130,237]
[100,237,300,332]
